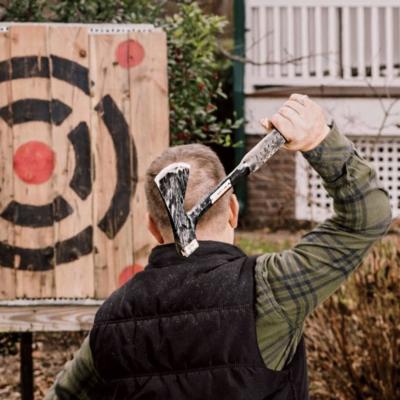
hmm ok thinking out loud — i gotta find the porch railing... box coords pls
[245,0,400,92]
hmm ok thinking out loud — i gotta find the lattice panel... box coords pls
[295,136,399,222]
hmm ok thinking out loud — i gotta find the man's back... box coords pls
[90,242,308,399]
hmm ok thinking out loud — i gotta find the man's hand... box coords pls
[261,94,330,152]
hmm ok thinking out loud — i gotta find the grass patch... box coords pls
[235,230,298,255]
[236,237,292,255]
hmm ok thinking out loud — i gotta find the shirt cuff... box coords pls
[302,122,354,183]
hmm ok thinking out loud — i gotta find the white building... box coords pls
[243,0,400,224]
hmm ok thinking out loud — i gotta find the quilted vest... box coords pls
[90,241,309,399]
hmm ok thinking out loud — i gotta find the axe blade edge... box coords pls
[154,162,191,187]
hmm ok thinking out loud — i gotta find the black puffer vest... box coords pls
[90,241,309,399]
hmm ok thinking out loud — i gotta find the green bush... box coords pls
[305,237,400,400]
[2,0,239,145]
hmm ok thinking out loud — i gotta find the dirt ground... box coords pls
[0,332,88,399]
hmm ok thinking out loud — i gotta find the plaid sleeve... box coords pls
[254,124,392,371]
[44,335,101,400]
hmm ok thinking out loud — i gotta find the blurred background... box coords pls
[0,1,398,399]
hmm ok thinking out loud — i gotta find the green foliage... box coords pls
[2,0,46,21]
[236,234,294,254]
[50,0,163,24]
[2,0,239,145]
[164,3,241,145]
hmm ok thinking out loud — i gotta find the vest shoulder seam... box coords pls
[93,303,253,326]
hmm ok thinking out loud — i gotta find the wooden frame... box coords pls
[0,300,102,332]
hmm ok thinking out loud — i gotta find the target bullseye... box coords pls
[116,39,145,69]
[13,141,55,184]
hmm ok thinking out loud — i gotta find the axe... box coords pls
[155,128,286,257]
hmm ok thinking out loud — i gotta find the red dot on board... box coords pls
[13,141,55,185]
[116,39,145,69]
[118,264,144,287]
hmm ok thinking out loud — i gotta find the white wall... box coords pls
[245,97,400,137]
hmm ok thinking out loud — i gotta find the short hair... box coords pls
[145,144,231,233]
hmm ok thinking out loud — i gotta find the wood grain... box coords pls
[48,26,95,298]
[0,302,101,332]
[0,25,169,300]
[10,25,55,298]
[128,31,169,268]
[90,33,135,297]
[0,28,16,299]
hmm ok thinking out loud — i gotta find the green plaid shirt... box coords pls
[46,125,392,399]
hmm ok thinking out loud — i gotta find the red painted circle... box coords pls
[116,40,145,69]
[118,264,144,287]
[13,141,55,184]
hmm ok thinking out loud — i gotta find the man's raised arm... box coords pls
[255,94,392,370]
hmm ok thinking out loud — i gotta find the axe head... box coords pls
[154,162,199,257]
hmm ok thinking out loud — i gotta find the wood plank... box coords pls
[48,25,94,298]
[371,6,379,79]
[258,6,267,78]
[287,6,295,78]
[314,6,322,79]
[90,32,135,298]
[357,7,365,78]
[0,303,100,332]
[273,6,281,77]
[128,31,169,270]
[385,6,394,80]
[328,6,337,78]
[301,6,309,78]
[0,28,16,299]
[342,6,351,79]
[9,25,55,298]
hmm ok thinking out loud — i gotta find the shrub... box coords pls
[305,236,400,400]
[1,0,239,146]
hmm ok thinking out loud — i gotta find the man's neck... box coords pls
[161,228,235,246]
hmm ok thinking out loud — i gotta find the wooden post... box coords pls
[20,332,33,400]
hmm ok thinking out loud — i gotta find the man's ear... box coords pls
[147,214,165,244]
[228,194,239,229]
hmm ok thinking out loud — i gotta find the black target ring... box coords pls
[0,55,138,271]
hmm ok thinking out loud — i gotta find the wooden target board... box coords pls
[0,24,169,299]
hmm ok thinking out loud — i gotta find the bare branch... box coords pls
[218,42,331,67]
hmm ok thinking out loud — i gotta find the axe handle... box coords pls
[189,129,286,223]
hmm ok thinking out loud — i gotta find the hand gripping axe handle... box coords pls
[155,129,286,257]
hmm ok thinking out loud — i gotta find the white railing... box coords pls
[245,0,400,92]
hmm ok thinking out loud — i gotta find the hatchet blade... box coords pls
[154,162,199,257]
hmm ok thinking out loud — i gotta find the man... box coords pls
[46,94,392,399]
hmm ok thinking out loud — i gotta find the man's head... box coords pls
[145,144,239,244]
